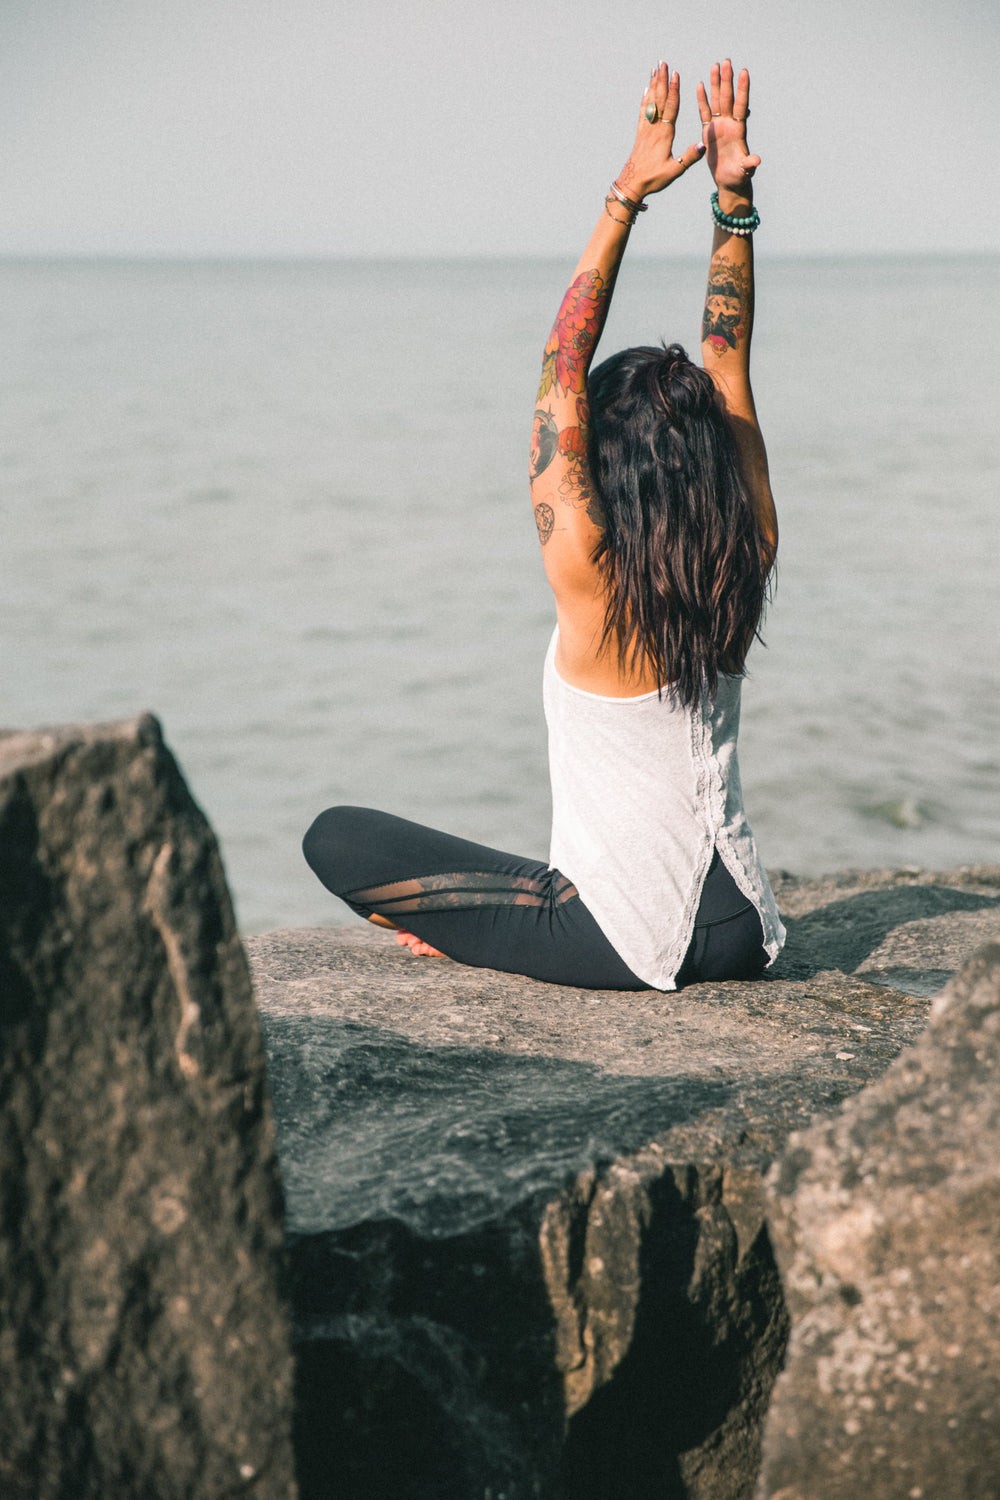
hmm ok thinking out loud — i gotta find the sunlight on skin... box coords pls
[365,911,446,958]
[395,931,446,959]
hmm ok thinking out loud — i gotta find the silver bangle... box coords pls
[608,180,647,214]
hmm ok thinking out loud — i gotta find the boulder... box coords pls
[757,939,1000,1500]
[248,863,1000,1499]
[0,717,296,1500]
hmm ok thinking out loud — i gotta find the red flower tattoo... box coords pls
[537,271,608,399]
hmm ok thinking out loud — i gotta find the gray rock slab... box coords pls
[0,717,296,1500]
[769,865,1000,995]
[249,864,999,1499]
[758,940,1000,1500]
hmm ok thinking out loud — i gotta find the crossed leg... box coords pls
[301,805,647,990]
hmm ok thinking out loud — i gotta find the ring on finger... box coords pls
[645,102,659,122]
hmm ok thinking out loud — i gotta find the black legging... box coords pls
[302,807,768,991]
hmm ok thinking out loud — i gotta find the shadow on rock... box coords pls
[262,1014,738,1238]
[560,1167,788,1500]
[773,883,1000,980]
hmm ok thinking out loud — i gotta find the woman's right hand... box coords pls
[616,62,706,200]
[696,60,761,197]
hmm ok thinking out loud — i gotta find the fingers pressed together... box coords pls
[693,58,751,128]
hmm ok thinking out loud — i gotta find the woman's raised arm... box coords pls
[529,63,705,605]
[697,60,777,559]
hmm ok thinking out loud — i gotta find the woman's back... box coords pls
[556,342,773,700]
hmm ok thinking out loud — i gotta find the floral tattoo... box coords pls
[617,159,639,194]
[702,256,750,356]
[537,270,610,401]
[530,269,609,536]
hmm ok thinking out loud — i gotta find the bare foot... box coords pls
[395,930,446,958]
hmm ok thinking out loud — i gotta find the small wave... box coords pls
[860,796,927,830]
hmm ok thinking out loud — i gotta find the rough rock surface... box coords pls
[248,863,1000,1500]
[758,939,1000,1500]
[0,717,296,1500]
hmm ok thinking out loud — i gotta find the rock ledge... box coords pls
[249,864,1000,1499]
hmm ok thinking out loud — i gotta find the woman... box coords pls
[303,58,785,991]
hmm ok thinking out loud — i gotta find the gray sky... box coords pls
[2,0,997,257]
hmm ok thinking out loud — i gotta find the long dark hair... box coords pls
[588,343,773,708]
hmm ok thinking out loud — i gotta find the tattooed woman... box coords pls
[303,58,785,990]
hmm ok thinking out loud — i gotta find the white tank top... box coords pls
[543,627,785,990]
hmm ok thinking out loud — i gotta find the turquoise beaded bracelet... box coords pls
[711,191,760,237]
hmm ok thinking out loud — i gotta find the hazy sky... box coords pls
[2,0,998,257]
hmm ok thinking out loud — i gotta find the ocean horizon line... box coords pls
[2,248,997,268]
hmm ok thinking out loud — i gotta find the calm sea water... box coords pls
[3,254,998,932]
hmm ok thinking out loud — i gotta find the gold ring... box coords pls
[645,102,658,123]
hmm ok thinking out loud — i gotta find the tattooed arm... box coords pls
[530,62,705,603]
[697,60,777,560]
[529,266,610,579]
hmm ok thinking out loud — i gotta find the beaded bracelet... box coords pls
[711,190,760,236]
[609,180,648,215]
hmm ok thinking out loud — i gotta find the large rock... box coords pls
[757,939,1000,1500]
[248,864,1000,1499]
[0,717,296,1499]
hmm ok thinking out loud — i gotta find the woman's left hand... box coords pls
[616,62,706,200]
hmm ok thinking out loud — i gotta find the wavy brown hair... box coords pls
[588,343,773,708]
